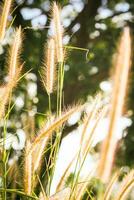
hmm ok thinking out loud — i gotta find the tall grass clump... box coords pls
[0,1,133,200]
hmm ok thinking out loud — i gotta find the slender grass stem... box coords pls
[70,107,106,199]
[0,188,39,199]
[48,61,64,194]
[2,92,12,200]
[59,62,64,116]
[48,94,52,117]
[56,63,60,117]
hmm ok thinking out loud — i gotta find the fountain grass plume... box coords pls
[29,105,82,155]
[0,26,23,119]
[98,27,131,182]
[0,0,13,41]
[52,2,64,63]
[43,37,56,94]
[24,140,32,195]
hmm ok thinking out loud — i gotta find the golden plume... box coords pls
[98,27,131,182]
[52,2,64,63]
[0,0,13,41]
[0,27,23,119]
[43,37,56,94]
[32,138,49,173]
[29,105,82,154]
[24,140,32,195]
[8,26,22,82]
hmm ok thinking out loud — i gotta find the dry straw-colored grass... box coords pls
[0,0,12,41]
[52,2,64,63]
[43,37,56,94]
[98,27,132,183]
[0,26,22,119]
[116,170,134,200]
[24,140,32,195]
[29,105,82,154]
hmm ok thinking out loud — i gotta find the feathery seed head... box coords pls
[52,2,64,63]
[0,26,23,119]
[32,138,49,173]
[29,104,82,154]
[98,27,131,182]
[24,140,32,195]
[8,26,22,82]
[43,37,56,94]
[0,0,13,41]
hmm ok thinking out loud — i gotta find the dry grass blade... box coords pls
[98,27,131,182]
[39,192,48,200]
[80,95,102,146]
[32,137,49,173]
[8,161,19,200]
[50,188,71,200]
[55,97,102,194]
[69,105,108,200]
[0,0,13,41]
[82,105,108,156]
[116,170,134,200]
[43,37,56,94]
[32,118,56,189]
[75,170,96,200]
[32,137,50,190]
[56,155,76,192]
[29,105,83,154]
[24,140,32,195]
[103,171,120,200]
[37,175,48,200]
[56,95,101,195]
[52,2,64,63]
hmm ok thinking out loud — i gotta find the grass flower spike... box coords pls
[0,26,22,119]
[8,26,22,82]
[52,2,64,63]
[29,105,82,154]
[43,37,56,94]
[24,140,32,195]
[0,0,13,41]
[98,27,131,182]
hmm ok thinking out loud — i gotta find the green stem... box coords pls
[2,91,13,200]
[56,63,60,117]
[57,62,64,117]
[59,62,64,116]
[48,93,52,117]
[48,62,64,195]
[70,142,94,199]
[0,188,38,199]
